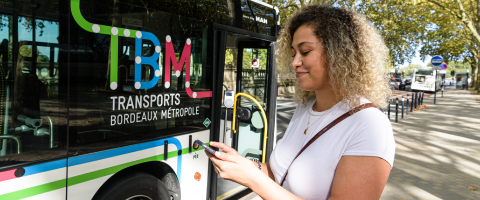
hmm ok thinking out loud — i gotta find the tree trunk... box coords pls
[299,0,306,8]
[472,60,480,90]
[471,61,477,88]
[475,0,480,90]
[226,0,243,28]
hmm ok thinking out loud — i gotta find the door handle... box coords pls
[231,93,268,163]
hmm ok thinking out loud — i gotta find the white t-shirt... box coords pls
[270,99,395,200]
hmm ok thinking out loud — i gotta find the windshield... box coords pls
[415,76,425,83]
[416,69,433,76]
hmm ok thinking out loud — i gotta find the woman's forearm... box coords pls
[255,161,275,180]
[246,169,305,200]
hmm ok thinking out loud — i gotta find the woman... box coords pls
[207,5,395,200]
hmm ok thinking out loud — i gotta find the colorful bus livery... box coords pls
[71,0,212,99]
[0,0,279,199]
[0,133,210,200]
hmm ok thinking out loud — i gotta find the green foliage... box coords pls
[37,55,49,63]
[225,49,234,65]
[444,61,471,79]
[18,45,49,62]
[242,48,268,69]
[402,64,424,78]
[265,0,479,87]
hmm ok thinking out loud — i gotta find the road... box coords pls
[275,97,298,141]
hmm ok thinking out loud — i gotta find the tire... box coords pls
[95,171,171,200]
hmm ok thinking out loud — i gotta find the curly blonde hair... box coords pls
[276,5,391,109]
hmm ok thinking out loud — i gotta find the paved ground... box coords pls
[381,86,480,200]
[229,87,480,199]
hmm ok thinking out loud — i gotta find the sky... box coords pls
[0,16,59,62]
[399,53,432,68]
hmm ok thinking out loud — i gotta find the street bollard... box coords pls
[419,92,423,105]
[401,96,404,118]
[421,91,425,105]
[395,98,398,123]
[413,92,418,109]
[442,86,444,97]
[406,94,409,115]
[419,92,422,105]
[411,93,415,111]
[417,92,420,107]
[387,101,391,121]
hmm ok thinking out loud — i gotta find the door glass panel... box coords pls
[217,34,270,199]
[237,45,269,162]
[241,48,268,102]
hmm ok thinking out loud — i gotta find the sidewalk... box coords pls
[381,86,480,199]
[233,87,480,200]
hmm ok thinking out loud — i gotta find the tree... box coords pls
[267,0,479,89]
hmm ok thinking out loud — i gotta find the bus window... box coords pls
[416,69,433,76]
[68,0,212,154]
[0,1,68,168]
[415,76,425,83]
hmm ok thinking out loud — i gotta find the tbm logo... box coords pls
[71,0,212,99]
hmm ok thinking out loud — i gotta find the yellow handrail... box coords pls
[232,93,268,163]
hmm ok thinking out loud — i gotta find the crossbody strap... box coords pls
[280,103,376,186]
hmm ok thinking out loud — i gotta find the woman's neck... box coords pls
[313,86,339,112]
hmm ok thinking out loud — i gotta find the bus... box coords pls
[411,67,441,92]
[0,0,279,199]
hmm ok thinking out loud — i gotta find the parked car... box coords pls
[404,78,412,85]
[389,77,405,90]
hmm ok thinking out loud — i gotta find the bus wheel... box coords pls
[95,171,170,200]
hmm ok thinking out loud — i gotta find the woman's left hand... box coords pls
[206,141,262,187]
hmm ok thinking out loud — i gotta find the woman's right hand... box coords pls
[206,141,263,187]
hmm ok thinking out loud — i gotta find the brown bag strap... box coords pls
[280,103,377,186]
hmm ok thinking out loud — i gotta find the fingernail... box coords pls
[215,152,220,157]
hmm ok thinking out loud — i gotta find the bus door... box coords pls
[213,31,277,199]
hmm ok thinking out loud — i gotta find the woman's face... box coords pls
[291,25,329,92]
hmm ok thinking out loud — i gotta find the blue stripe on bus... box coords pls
[69,138,181,166]
[17,137,183,181]
[23,159,67,177]
[68,138,183,181]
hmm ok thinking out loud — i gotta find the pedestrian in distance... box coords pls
[206,5,395,200]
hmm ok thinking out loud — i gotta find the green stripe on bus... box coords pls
[68,145,206,186]
[0,144,207,199]
[70,0,92,31]
[0,179,65,200]
[110,35,118,85]
[71,0,137,37]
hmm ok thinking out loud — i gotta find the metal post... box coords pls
[414,92,417,109]
[418,92,421,105]
[422,91,425,105]
[434,84,436,104]
[387,101,391,121]
[401,96,404,118]
[395,98,399,122]
[419,92,421,105]
[410,93,415,112]
[407,94,408,115]
[442,86,444,97]
[417,92,422,107]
